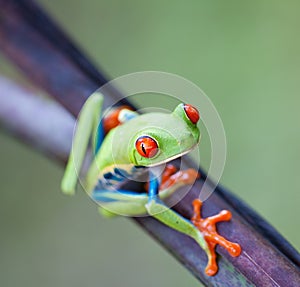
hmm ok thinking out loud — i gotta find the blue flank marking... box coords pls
[103,172,113,179]
[94,121,104,154]
[114,167,131,178]
[103,171,124,182]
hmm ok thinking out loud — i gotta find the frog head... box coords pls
[129,103,200,167]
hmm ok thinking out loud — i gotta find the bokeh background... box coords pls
[0,1,299,286]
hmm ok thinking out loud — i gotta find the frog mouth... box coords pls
[143,142,198,168]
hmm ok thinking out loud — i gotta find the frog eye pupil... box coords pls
[135,136,159,158]
[141,143,147,155]
[184,104,200,124]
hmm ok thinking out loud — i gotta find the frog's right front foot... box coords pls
[191,199,242,276]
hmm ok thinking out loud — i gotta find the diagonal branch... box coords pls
[0,1,299,286]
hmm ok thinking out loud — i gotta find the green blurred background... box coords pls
[0,1,299,286]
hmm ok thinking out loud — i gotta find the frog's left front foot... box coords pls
[191,199,241,276]
[159,164,200,190]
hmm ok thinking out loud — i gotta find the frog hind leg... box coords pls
[191,199,242,276]
[61,92,103,195]
[97,164,199,218]
[92,188,149,217]
[102,105,138,134]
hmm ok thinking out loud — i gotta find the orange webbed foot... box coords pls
[191,199,241,276]
[144,165,199,192]
[159,164,200,191]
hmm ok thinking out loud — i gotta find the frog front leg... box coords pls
[145,169,241,276]
[145,169,209,258]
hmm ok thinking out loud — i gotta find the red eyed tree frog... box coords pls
[61,92,241,276]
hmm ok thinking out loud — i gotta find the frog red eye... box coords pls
[135,136,159,158]
[184,104,200,124]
